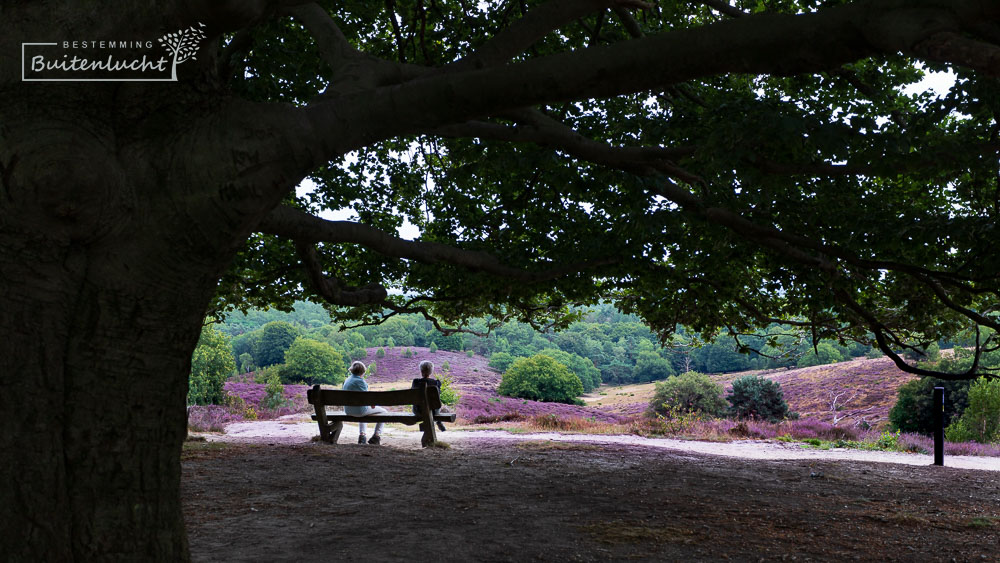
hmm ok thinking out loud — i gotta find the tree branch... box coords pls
[295,242,389,306]
[448,0,614,71]
[258,205,619,282]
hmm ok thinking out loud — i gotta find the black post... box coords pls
[933,386,944,466]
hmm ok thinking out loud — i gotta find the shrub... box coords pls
[488,352,516,373]
[466,350,474,358]
[726,375,789,422]
[261,373,288,411]
[188,324,236,406]
[429,342,438,353]
[253,321,302,367]
[282,337,346,385]
[497,355,584,404]
[945,377,1000,443]
[438,372,460,406]
[649,371,726,418]
[441,360,450,372]
[632,351,675,383]
[368,361,377,377]
[376,347,386,358]
[889,377,970,435]
[795,342,843,368]
[537,349,601,392]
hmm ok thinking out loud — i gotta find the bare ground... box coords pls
[183,426,1000,562]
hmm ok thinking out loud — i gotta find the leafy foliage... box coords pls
[946,378,1000,444]
[261,373,288,411]
[726,376,789,423]
[188,324,236,405]
[632,351,676,383]
[497,355,584,404]
[488,352,516,373]
[438,371,460,407]
[649,371,726,418]
[537,348,601,392]
[281,337,345,385]
[254,321,302,367]
[888,377,970,435]
[796,342,844,368]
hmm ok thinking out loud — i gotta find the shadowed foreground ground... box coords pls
[183,439,1000,561]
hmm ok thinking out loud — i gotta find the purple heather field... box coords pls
[185,347,1000,456]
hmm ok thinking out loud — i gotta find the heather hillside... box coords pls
[360,348,917,429]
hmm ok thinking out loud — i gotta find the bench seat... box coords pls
[307,384,454,447]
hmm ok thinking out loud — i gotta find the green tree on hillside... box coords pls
[649,371,726,418]
[498,355,583,404]
[188,325,236,406]
[537,348,601,392]
[632,351,676,383]
[796,342,844,368]
[488,352,517,373]
[254,321,303,368]
[726,376,789,422]
[282,337,346,385]
[946,377,1000,444]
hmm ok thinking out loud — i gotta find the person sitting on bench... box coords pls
[342,361,388,445]
[411,360,447,432]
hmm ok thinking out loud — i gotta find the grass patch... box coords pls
[968,516,997,528]
[516,440,601,452]
[579,520,696,545]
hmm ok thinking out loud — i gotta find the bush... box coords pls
[376,347,386,358]
[188,324,236,405]
[795,342,843,368]
[429,342,438,353]
[889,377,970,435]
[726,375,789,422]
[466,350,474,358]
[497,355,584,404]
[261,373,288,411]
[632,351,675,383]
[488,352,516,373]
[537,349,601,392]
[649,371,726,418]
[253,321,302,367]
[438,372,460,406]
[945,377,1000,443]
[282,337,346,385]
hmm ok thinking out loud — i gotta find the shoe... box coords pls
[436,421,447,432]
[358,434,366,444]
[368,434,381,445]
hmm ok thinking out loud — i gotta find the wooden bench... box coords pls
[307,384,457,447]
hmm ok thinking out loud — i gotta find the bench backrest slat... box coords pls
[308,386,442,411]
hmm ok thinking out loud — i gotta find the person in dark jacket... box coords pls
[411,360,447,432]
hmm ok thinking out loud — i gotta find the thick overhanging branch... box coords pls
[258,205,619,282]
[448,0,614,71]
[836,289,990,380]
[295,242,389,306]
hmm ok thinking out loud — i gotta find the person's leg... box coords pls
[368,406,388,443]
[358,422,367,444]
[434,408,446,431]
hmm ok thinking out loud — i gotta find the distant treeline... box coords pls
[216,302,883,386]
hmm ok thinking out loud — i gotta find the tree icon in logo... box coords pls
[158,23,206,80]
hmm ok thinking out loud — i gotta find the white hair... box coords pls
[419,361,433,376]
[350,361,367,376]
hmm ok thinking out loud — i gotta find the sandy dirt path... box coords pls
[202,416,1000,472]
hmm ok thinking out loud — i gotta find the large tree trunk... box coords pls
[0,88,242,559]
[0,249,203,561]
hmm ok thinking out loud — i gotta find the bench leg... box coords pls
[329,421,343,444]
[419,419,437,448]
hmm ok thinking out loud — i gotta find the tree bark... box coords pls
[0,86,238,561]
